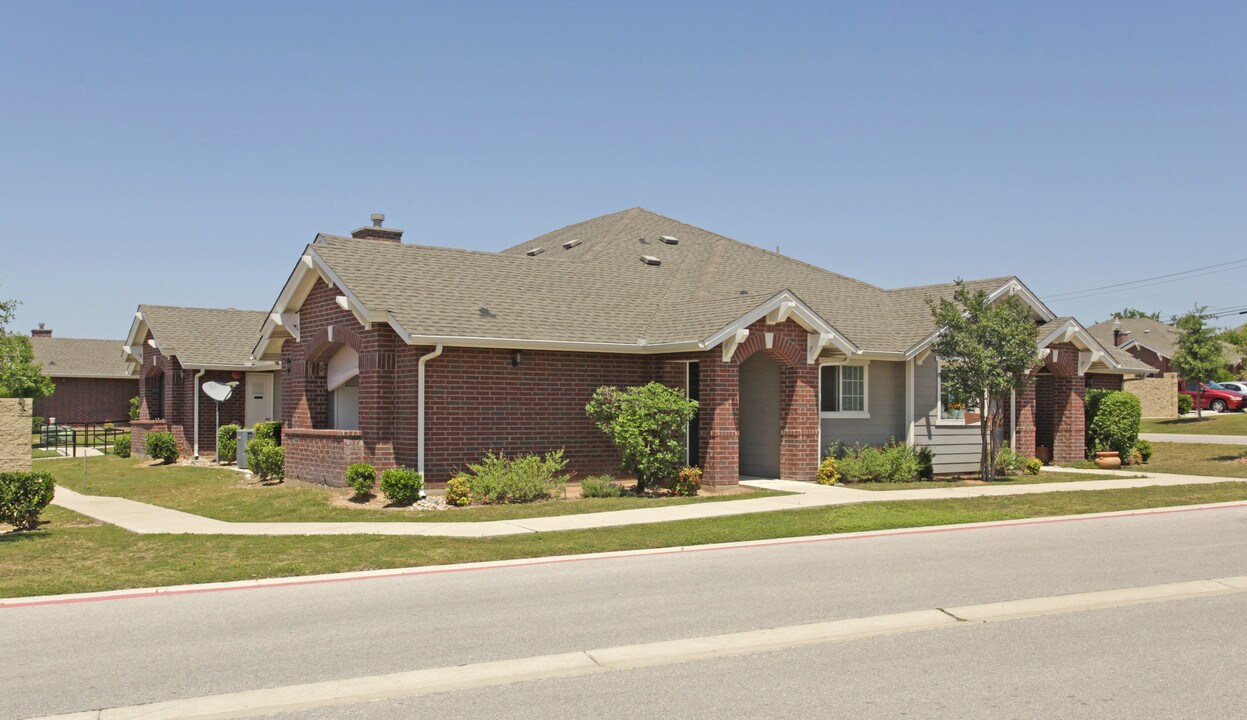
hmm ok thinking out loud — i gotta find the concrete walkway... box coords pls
[48,468,1247,538]
[1139,433,1247,445]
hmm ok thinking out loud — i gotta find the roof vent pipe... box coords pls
[640,255,662,266]
[563,239,582,249]
[371,213,385,227]
[526,247,545,256]
[659,235,679,245]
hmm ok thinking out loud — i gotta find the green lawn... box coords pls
[46,456,784,524]
[1133,442,1247,479]
[1141,413,1247,435]
[32,448,62,459]
[843,471,1140,491]
[6,482,1247,599]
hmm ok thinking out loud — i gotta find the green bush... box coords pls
[254,421,282,445]
[380,467,424,506]
[673,467,701,496]
[586,382,698,493]
[834,440,929,483]
[31,416,43,434]
[445,474,473,506]
[245,439,285,482]
[216,424,241,463]
[916,445,936,481]
[580,475,623,498]
[466,450,568,504]
[1024,457,1043,475]
[128,395,140,421]
[1178,394,1194,415]
[113,434,131,458]
[1134,439,1153,464]
[993,445,1028,477]
[816,456,840,485]
[145,432,178,464]
[1086,391,1142,457]
[0,470,55,531]
[346,463,376,498]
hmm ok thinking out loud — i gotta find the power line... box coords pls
[1042,257,1247,301]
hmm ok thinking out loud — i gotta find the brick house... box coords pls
[250,209,1153,488]
[124,305,280,459]
[1088,317,1244,377]
[29,325,138,425]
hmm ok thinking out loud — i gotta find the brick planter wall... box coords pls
[33,377,138,425]
[284,428,369,487]
[130,419,167,458]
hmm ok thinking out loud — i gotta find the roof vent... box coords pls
[479,307,497,318]
[562,239,582,250]
[526,247,545,256]
[640,255,662,266]
[659,235,679,245]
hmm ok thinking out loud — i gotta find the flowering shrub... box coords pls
[816,457,839,485]
[673,467,702,496]
[445,474,473,506]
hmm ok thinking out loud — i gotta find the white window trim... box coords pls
[819,361,871,419]
[936,357,982,426]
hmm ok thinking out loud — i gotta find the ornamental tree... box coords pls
[0,290,54,401]
[586,382,698,493]
[1171,306,1224,420]
[928,281,1041,481]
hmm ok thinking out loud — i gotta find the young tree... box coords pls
[0,291,54,400]
[928,282,1041,481]
[586,382,698,493]
[1171,306,1225,420]
[1110,308,1162,321]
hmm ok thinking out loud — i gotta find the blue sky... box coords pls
[2,1,1245,339]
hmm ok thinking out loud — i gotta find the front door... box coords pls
[738,353,781,478]
[245,373,275,426]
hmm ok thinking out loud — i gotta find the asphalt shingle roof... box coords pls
[30,337,135,378]
[140,305,271,367]
[312,208,1023,353]
[1087,317,1242,366]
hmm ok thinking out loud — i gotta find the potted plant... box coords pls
[1093,451,1121,469]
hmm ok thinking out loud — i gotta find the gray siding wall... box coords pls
[820,361,907,456]
[910,359,990,474]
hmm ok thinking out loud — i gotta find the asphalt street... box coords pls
[4,504,1246,719]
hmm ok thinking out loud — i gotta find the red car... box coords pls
[1179,380,1247,413]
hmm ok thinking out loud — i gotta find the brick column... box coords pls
[1051,375,1086,464]
[358,329,398,470]
[779,362,819,481]
[700,356,740,487]
[1013,381,1037,457]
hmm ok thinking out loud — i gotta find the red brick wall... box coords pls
[34,377,138,425]
[1050,374,1086,463]
[135,330,245,458]
[1012,381,1037,457]
[1127,345,1170,375]
[284,428,369,486]
[1086,373,1124,391]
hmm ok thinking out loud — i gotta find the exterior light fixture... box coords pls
[511,350,522,367]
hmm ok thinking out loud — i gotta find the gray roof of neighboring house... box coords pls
[312,208,1025,353]
[1087,317,1243,366]
[30,337,136,378]
[139,305,271,367]
[1036,317,1156,374]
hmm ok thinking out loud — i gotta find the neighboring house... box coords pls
[1088,317,1245,377]
[124,306,280,459]
[29,324,138,425]
[249,208,1152,487]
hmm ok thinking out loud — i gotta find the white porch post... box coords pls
[905,358,915,445]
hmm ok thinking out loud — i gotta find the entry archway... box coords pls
[738,351,782,477]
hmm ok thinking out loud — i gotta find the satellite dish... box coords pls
[202,381,235,402]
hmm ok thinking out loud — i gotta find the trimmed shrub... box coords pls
[466,450,568,504]
[916,445,936,481]
[31,416,43,435]
[445,474,473,506]
[834,440,926,483]
[586,383,698,493]
[1086,391,1142,457]
[245,439,285,482]
[1178,394,1194,415]
[0,470,55,531]
[346,463,377,498]
[254,421,282,445]
[145,432,178,464]
[380,467,424,506]
[580,475,623,498]
[1024,457,1043,475]
[1134,439,1153,464]
[673,467,702,496]
[816,456,840,485]
[128,395,141,421]
[113,434,131,458]
[216,424,241,463]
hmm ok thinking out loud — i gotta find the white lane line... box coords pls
[24,575,1247,720]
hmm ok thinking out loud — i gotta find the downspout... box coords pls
[417,344,444,479]
[191,368,206,459]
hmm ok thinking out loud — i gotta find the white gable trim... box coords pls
[1117,338,1171,360]
[904,278,1056,359]
[702,290,859,360]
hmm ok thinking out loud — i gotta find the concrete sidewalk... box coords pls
[1139,433,1247,445]
[49,469,1247,538]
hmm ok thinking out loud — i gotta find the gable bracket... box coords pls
[722,329,750,363]
[766,301,797,325]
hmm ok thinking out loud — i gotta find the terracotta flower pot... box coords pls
[1094,451,1121,469]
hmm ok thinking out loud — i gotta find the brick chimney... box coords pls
[350,213,404,243]
[31,323,51,338]
[1111,319,1129,347]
